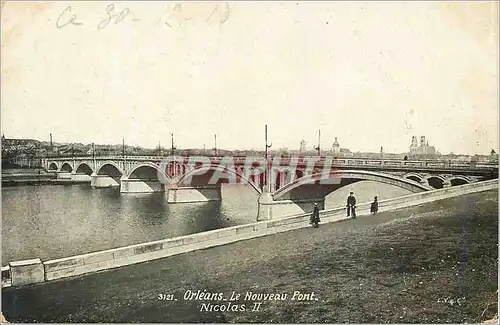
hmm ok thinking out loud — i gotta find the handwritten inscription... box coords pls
[206,3,230,24]
[56,6,83,28]
[56,3,230,30]
[97,4,130,30]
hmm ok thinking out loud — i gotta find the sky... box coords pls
[1,1,498,154]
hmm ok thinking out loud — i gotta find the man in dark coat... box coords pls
[370,196,378,214]
[347,192,356,218]
[310,203,320,228]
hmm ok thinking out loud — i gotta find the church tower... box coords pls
[410,136,418,149]
[332,137,340,155]
[299,140,306,153]
[420,136,426,148]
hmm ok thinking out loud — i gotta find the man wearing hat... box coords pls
[346,192,356,218]
[310,202,320,228]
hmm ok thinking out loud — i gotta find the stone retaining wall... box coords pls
[3,179,497,288]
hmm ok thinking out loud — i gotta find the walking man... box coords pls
[346,192,356,218]
[370,196,379,214]
[310,203,320,228]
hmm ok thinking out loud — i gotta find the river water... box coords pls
[2,181,411,264]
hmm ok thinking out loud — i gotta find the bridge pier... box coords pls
[56,171,72,179]
[257,193,325,221]
[420,178,429,186]
[120,177,165,193]
[90,173,120,188]
[166,185,222,203]
[70,172,91,182]
[442,179,452,188]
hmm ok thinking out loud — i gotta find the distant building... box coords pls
[279,146,289,156]
[490,149,498,162]
[332,137,340,155]
[409,136,439,156]
[299,140,307,153]
[330,137,352,157]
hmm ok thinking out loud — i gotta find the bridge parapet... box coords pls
[44,155,497,195]
[45,156,498,170]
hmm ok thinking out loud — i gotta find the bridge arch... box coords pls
[127,162,169,182]
[447,176,470,186]
[403,173,423,183]
[175,165,263,194]
[424,175,445,189]
[75,162,93,175]
[48,162,58,171]
[60,162,73,172]
[96,162,124,178]
[273,170,431,200]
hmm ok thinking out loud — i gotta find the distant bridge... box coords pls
[43,155,498,220]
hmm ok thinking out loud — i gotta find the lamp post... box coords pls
[170,133,176,156]
[264,125,272,192]
[122,138,126,175]
[92,142,96,172]
[213,134,218,156]
[313,129,321,156]
[265,125,272,159]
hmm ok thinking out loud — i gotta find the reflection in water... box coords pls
[2,181,410,264]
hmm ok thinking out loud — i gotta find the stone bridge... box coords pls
[43,156,498,220]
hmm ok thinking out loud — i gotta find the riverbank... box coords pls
[2,168,47,173]
[1,169,92,186]
[2,189,497,323]
[1,179,89,186]
[2,168,54,185]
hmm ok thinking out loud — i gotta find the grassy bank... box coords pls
[2,189,498,323]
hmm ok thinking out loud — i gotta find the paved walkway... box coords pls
[2,189,498,323]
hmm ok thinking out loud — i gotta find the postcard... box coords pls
[1,1,498,323]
